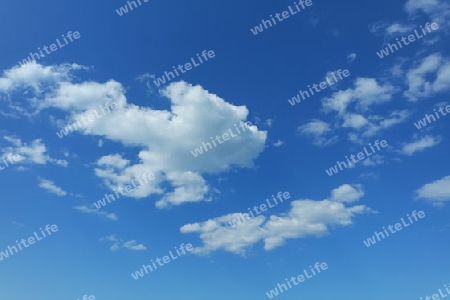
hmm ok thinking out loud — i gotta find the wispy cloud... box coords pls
[73,205,118,221]
[38,178,67,196]
[347,53,357,63]
[99,234,147,251]
[12,221,25,229]
[401,135,441,156]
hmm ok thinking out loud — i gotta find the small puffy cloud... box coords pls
[99,235,147,251]
[273,140,284,147]
[415,175,450,206]
[181,184,374,255]
[298,119,338,147]
[401,135,441,156]
[342,114,369,129]
[38,178,67,196]
[122,240,147,251]
[73,205,119,221]
[329,184,364,203]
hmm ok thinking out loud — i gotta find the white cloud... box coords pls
[273,140,284,147]
[0,62,85,94]
[362,110,410,137]
[329,184,364,203]
[405,0,450,26]
[342,114,369,129]
[416,175,450,206]
[99,234,146,251]
[180,184,374,255]
[361,154,385,166]
[401,135,441,155]
[122,240,147,251]
[73,205,118,221]
[322,78,395,114]
[342,110,409,145]
[370,0,449,44]
[38,178,67,196]
[404,53,450,101]
[386,23,415,35]
[0,63,268,209]
[298,119,338,147]
[1,136,68,166]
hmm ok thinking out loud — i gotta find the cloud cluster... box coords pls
[1,136,68,167]
[0,62,267,208]
[299,52,446,159]
[404,53,450,101]
[180,184,374,255]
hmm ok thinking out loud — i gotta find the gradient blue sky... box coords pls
[1,0,450,299]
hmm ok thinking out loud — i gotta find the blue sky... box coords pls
[1,0,450,299]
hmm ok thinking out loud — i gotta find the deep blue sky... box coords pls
[0,0,449,299]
